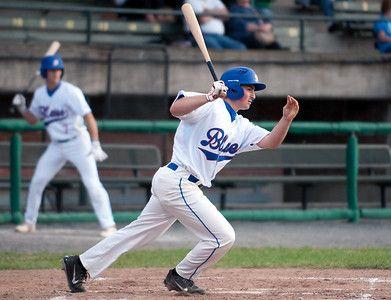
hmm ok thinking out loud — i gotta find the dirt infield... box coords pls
[1,268,390,299]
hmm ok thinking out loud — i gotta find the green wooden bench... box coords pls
[0,141,162,212]
[214,144,391,210]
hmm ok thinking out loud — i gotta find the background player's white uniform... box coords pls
[23,81,115,230]
[79,90,270,279]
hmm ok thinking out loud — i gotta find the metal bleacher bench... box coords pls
[0,4,308,49]
[0,12,182,44]
[0,142,161,212]
[333,0,380,33]
[214,144,391,210]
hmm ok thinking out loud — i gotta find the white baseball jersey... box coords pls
[171,90,270,187]
[29,81,91,142]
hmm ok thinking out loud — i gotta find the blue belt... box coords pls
[55,136,77,143]
[167,162,200,184]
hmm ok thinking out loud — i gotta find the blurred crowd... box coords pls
[94,0,283,50]
[93,0,391,53]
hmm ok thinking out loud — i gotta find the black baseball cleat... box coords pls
[61,255,89,293]
[164,268,205,295]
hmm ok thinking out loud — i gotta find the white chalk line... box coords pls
[297,276,391,283]
[75,275,390,299]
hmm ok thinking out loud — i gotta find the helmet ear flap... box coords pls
[40,68,47,78]
[226,80,244,100]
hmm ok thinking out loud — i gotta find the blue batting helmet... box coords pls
[40,54,64,78]
[220,67,266,100]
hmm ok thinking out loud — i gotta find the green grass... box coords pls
[0,247,390,270]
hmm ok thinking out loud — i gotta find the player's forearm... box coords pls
[170,95,208,117]
[257,116,292,149]
[84,113,99,141]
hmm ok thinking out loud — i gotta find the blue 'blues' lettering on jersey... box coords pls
[198,148,234,161]
[39,105,69,126]
[198,128,239,161]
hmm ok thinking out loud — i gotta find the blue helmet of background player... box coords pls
[40,54,64,78]
[220,67,266,100]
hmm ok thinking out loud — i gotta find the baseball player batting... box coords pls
[12,53,117,238]
[61,66,299,294]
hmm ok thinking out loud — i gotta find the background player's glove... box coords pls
[205,80,228,102]
[12,94,27,113]
[91,140,108,162]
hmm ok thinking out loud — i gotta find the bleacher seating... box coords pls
[333,0,381,34]
[0,14,182,45]
[0,1,316,51]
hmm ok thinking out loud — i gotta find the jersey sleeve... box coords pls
[72,86,91,116]
[173,90,214,123]
[237,118,270,153]
[28,90,42,119]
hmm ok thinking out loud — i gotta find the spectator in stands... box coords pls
[374,0,391,53]
[226,0,282,50]
[253,0,275,22]
[184,0,247,50]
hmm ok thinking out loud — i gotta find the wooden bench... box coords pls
[214,144,391,210]
[333,1,380,34]
[0,141,162,212]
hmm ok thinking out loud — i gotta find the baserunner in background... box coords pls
[12,52,117,238]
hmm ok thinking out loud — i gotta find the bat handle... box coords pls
[206,61,218,82]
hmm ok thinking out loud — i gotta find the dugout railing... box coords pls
[1,119,391,225]
[0,1,381,52]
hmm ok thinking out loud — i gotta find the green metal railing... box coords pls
[1,119,391,224]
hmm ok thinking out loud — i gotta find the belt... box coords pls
[167,162,200,184]
[55,136,77,143]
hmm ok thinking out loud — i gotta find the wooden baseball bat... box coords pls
[44,40,61,57]
[181,3,218,81]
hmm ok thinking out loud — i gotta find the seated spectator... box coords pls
[374,0,391,53]
[226,0,282,49]
[185,0,247,50]
[253,0,275,22]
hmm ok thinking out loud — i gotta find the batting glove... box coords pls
[91,140,108,162]
[12,94,27,113]
[205,80,228,102]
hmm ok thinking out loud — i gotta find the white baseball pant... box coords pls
[80,165,235,279]
[24,131,115,229]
